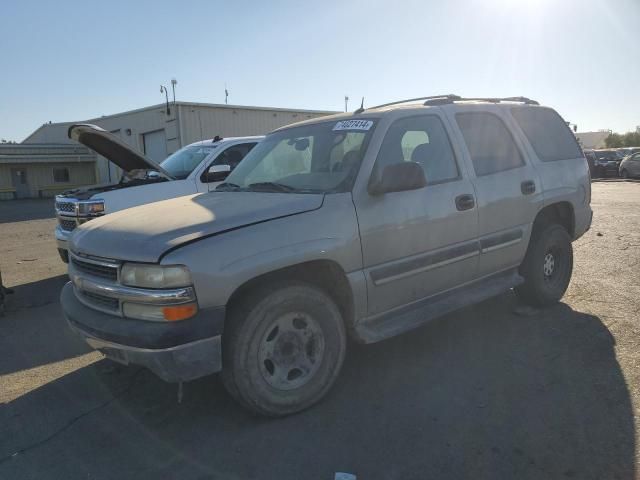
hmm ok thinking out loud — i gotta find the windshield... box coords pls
[159,144,218,179]
[595,150,617,160]
[220,119,376,193]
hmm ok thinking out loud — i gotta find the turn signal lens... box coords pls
[162,304,198,321]
[122,302,197,322]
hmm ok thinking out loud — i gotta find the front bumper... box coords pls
[61,282,224,382]
[55,225,71,251]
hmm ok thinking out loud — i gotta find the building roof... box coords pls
[0,143,95,164]
[22,101,338,143]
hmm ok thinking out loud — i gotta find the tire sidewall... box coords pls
[229,284,346,415]
[523,225,573,305]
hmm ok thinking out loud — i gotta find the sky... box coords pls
[1,0,639,142]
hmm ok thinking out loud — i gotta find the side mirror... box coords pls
[368,162,427,195]
[206,164,231,183]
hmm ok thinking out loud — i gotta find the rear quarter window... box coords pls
[511,107,582,162]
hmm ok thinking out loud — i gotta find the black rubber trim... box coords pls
[479,228,523,251]
[369,240,479,284]
[61,282,224,349]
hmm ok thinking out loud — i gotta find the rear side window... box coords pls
[511,107,582,162]
[455,112,524,176]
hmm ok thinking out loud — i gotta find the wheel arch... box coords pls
[225,259,355,330]
[533,201,575,237]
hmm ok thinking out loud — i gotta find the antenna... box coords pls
[354,97,365,114]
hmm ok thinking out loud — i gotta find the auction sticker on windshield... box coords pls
[333,120,374,131]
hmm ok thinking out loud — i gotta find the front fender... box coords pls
[161,193,362,309]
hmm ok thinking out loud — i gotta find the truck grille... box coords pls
[56,201,76,213]
[78,289,119,312]
[71,257,118,281]
[59,219,77,231]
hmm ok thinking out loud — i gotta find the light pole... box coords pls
[160,85,171,115]
[344,95,349,112]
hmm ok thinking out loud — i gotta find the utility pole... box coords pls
[171,78,177,104]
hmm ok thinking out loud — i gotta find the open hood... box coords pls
[68,124,174,179]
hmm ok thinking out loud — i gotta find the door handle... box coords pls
[521,180,536,195]
[455,194,475,211]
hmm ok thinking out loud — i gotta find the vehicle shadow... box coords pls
[0,199,56,223]
[0,293,634,480]
[0,275,92,377]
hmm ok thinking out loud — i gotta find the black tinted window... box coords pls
[376,115,458,184]
[511,107,582,162]
[53,167,70,183]
[213,143,257,169]
[456,112,524,176]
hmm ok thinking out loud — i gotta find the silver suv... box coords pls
[61,95,592,416]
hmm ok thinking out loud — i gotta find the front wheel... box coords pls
[515,224,573,307]
[222,281,347,416]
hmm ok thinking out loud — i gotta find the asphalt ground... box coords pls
[0,182,639,479]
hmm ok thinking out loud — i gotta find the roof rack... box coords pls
[363,94,538,112]
[426,96,539,106]
[368,94,460,110]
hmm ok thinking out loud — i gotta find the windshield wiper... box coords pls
[247,182,298,193]
[216,182,242,191]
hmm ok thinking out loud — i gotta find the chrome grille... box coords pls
[60,219,77,231]
[71,257,118,281]
[56,201,75,213]
[78,289,119,312]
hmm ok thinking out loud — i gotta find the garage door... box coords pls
[143,129,168,164]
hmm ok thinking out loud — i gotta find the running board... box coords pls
[353,269,524,344]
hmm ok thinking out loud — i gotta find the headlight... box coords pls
[120,264,192,289]
[78,200,105,216]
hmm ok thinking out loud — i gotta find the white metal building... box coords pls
[23,102,336,185]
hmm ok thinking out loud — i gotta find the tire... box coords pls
[515,224,573,307]
[221,281,347,416]
[58,248,69,263]
[621,169,629,179]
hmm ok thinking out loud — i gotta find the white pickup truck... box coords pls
[55,124,262,262]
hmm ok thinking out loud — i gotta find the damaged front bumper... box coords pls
[61,282,223,382]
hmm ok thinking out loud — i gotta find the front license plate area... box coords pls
[99,347,129,365]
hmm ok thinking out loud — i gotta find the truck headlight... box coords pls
[120,264,192,289]
[78,200,105,216]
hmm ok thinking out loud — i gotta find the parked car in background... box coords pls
[618,147,640,158]
[593,149,621,177]
[61,95,592,416]
[583,149,597,177]
[619,152,640,178]
[55,124,262,262]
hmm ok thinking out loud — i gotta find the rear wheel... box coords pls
[222,281,347,416]
[515,224,573,307]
